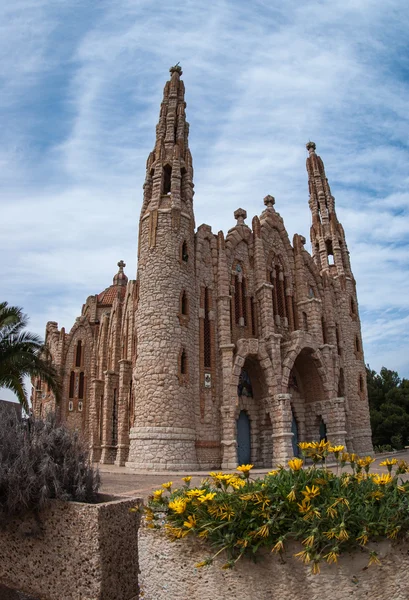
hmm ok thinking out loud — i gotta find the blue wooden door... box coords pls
[291,413,299,457]
[237,411,251,465]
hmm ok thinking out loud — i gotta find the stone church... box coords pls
[32,65,373,470]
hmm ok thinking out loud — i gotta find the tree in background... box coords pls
[0,301,61,413]
[367,366,409,449]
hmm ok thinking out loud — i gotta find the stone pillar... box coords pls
[89,378,103,463]
[115,359,132,466]
[220,343,237,469]
[324,397,347,447]
[271,393,294,464]
[100,370,117,465]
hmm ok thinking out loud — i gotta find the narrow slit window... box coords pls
[355,335,361,353]
[75,340,82,367]
[204,288,211,368]
[302,312,308,332]
[359,374,364,393]
[69,371,75,399]
[180,349,187,375]
[322,317,327,344]
[181,241,189,262]
[250,297,256,336]
[181,291,188,315]
[78,372,85,399]
[242,277,247,326]
[163,164,172,194]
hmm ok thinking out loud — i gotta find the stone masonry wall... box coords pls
[0,496,140,600]
[139,525,409,600]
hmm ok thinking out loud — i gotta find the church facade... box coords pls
[32,65,373,470]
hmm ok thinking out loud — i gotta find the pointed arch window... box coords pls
[69,371,75,399]
[270,259,290,326]
[78,372,85,399]
[233,263,247,326]
[75,340,82,367]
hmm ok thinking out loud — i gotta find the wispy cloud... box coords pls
[1,0,408,407]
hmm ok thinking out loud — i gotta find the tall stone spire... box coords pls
[128,67,199,470]
[140,64,194,221]
[306,142,351,277]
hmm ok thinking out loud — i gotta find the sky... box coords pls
[1,0,409,403]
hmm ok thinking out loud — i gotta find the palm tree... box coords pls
[0,301,61,413]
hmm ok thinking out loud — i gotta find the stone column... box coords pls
[115,359,132,466]
[271,393,294,464]
[325,397,347,448]
[220,343,237,469]
[100,370,117,464]
[89,378,103,463]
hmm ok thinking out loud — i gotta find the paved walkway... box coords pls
[98,450,409,499]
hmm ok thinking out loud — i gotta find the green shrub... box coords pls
[0,406,100,524]
[391,434,404,450]
[145,442,409,574]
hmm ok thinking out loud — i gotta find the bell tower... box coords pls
[127,66,199,470]
[306,142,373,455]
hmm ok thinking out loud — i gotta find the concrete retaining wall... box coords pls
[0,495,140,600]
[138,523,409,600]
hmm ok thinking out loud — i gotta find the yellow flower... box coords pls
[326,505,337,519]
[187,488,206,498]
[267,470,279,476]
[294,549,312,564]
[324,550,339,564]
[379,458,398,467]
[288,458,304,471]
[357,531,368,546]
[298,442,313,450]
[152,489,164,500]
[373,473,393,486]
[287,488,297,502]
[183,515,197,529]
[380,458,398,473]
[237,464,254,477]
[228,475,246,489]
[323,530,336,540]
[387,526,400,539]
[297,499,311,514]
[368,551,381,566]
[165,524,189,539]
[162,481,173,490]
[168,498,187,514]
[336,524,349,541]
[301,485,320,501]
[198,529,209,538]
[198,492,217,503]
[254,523,270,538]
[182,476,192,483]
[302,534,315,547]
[195,560,208,568]
[311,561,321,575]
[271,538,284,553]
[329,445,345,454]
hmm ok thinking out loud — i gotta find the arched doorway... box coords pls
[237,410,251,465]
[236,359,270,467]
[287,348,327,443]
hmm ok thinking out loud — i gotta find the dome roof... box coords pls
[97,261,128,306]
